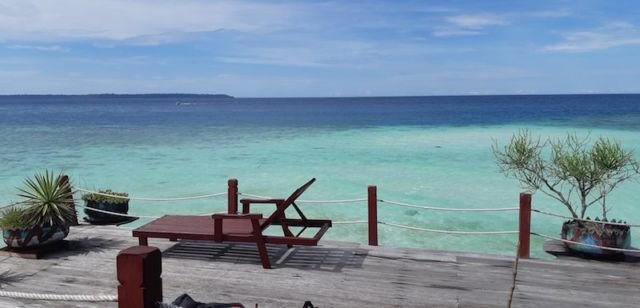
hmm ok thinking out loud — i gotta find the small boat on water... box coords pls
[176,101,194,106]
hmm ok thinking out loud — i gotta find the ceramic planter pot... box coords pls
[2,224,70,248]
[561,219,631,256]
[84,200,129,223]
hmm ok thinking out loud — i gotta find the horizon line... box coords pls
[1,92,639,99]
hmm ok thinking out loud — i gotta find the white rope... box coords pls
[333,220,368,224]
[76,203,161,219]
[378,221,519,235]
[0,290,117,302]
[78,203,225,219]
[238,192,274,199]
[75,188,227,202]
[379,199,519,212]
[238,192,366,204]
[531,208,640,227]
[532,232,640,253]
[297,198,367,204]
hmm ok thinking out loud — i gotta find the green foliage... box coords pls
[0,207,30,229]
[81,189,129,205]
[494,130,640,219]
[17,170,76,228]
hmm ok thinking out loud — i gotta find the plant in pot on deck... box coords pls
[0,171,76,248]
[493,131,640,257]
[81,190,130,224]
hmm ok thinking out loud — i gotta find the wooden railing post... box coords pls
[518,193,532,258]
[228,179,238,214]
[117,246,162,308]
[368,185,378,246]
[59,175,78,226]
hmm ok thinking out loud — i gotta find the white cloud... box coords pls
[432,28,482,37]
[527,9,572,18]
[445,14,508,29]
[544,22,640,52]
[216,40,466,68]
[0,0,296,43]
[0,69,40,78]
[7,44,69,52]
[433,13,508,37]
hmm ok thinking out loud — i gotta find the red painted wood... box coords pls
[252,218,271,269]
[117,246,162,308]
[132,179,332,269]
[228,179,238,214]
[518,193,532,258]
[59,175,78,226]
[368,186,378,246]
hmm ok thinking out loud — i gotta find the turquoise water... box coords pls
[1,95,639,258]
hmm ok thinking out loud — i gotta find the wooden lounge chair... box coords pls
[132,178,332,268]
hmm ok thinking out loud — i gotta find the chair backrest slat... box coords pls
[261,178,316,229]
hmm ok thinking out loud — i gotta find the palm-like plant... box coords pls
[17,170,76,228]
[0,207,30,229]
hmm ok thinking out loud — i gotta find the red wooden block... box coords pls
[117,246,162,308]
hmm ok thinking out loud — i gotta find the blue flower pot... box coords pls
[84,200,129,223]
[561,220,631,257]
[2,224,70,248]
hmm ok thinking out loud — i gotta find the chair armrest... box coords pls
[212,213,263,220]
[240,199,285,214]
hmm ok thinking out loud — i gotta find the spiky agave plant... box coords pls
[0,206,30,229]
[17,170,75,228]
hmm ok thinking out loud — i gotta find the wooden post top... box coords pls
[117,245,160,257]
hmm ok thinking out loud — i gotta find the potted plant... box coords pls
[493,131,639,257]
[81,189,130,223]
[1,171,75,248]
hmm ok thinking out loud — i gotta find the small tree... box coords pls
[493,131,639,220]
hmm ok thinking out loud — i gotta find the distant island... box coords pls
[0,94,234,99]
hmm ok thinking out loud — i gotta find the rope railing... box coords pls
[80,203,366,224]
[378,221,519,235]
[531,232,640,253]
[297,198,367,204]
[239,192,367,204]
[76,203,161,219]
[332,220,368,225]
[0,290,117,302]
[531,208,640,227]
[74,187,227,202]
[77,203,226,219]
[378,199,519,212]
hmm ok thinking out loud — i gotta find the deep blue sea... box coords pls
[1,94,639,257]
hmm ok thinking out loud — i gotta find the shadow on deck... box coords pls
[0,271,32,288]
[163,240,368,272]
[45,237,129,258]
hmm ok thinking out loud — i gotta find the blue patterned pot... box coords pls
[561,220,631,256]
[2,224,70,248]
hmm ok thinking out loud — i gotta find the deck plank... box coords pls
[0,225,638,307]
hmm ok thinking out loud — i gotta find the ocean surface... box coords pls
[1,94,639,257]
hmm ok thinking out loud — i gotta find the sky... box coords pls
[1,0,639,97]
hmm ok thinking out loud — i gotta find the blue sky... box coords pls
[1,0,639,97]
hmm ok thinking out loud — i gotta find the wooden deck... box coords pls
[0,225,638,307]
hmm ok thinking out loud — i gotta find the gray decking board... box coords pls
[0,225,638,308]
